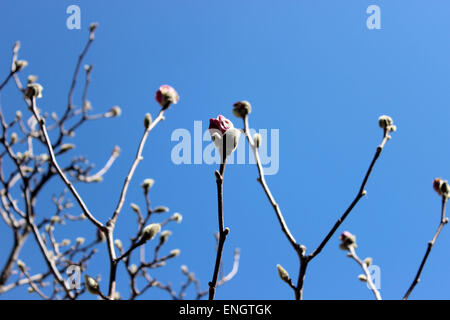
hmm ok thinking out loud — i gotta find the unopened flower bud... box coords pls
[180,265,188,275]
[13,60,28,72]
[84,64,93,72]
[153,206,169,213]
[59,144,75,154]
[253,133,261,148]
[142,223,161,241]
[17,260,26,272]
[89,23,98,33]
[61,239,71,247]
[114,239,123,251]
[363,257,373,267]
[10,132,18,144]
[169,249,180,257]
[24,83,43,99]
[433,178,450,197]
[358,274,367,282]
[110,106,121,117]
[112,145,121,157]
[130,203,140,214]
[171,213,182,223]
[339,231,357,251]
[89,23,99,40]
[232,101,252,118]
[159,230,172,244]
[144,113,152,129]
[27,75,38,84]
[378,115,396,132]
[155,85,179,109]
[84,275,100,295]
[276,264,290,283]
[83,101,92,112]
[209,115,240,158]
[96,229,106,242]
[76,237,85,246]
[50,216,61,224]
[129,264,138,274]
[141,178,155,192]
[15,111,22,119]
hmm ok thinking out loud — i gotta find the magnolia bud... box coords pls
[433,178,450,197]
[61,239,71,247]
[339,231,357,251]
[76,237,85,246]
[276,264,290,283]
[209,115,240,158]
[13,60,28,72]
[15,111,22,119]
[253,133,261,148]
[142,223,161,241]
[17,260,26,272]
[232,101,252,118]
[110,106,121,117]
[358,274,367,282]
[378,115,396,132]
[27,75,38,84]
[169,249,180,257]
[96,229,106,242]
[153,206,169,213]
[89,23,99,40]
[363,257,373,267]
[114,239,123,251]
[84,64,93,72]
[84,275,100,295]
[59,144,75,154]
[141,178,155,192]
[180,265,189,275]
[50,216,61,224]
[24,83,43,99]
[144,113,152,129]
[130,203,140,213]
[129,264,138,274]
[159,230,172,244]
[171,213,182,223]
[10,132,18,144]
[155,85,179,109]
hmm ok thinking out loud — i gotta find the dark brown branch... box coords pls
[403,196,448,300]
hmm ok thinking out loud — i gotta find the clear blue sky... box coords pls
[1,0,450,300]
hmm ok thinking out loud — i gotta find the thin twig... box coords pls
[209,144,229,300]
[347,246,382,300]
[403,196,448,300]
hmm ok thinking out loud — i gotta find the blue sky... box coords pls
[1,0,450,300]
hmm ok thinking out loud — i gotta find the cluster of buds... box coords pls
[232,101,252,118]
[339,231,357,251]
[433,178,450,197]
[155,85,179,109]
[378,115,397,133]
[209,115,241,159]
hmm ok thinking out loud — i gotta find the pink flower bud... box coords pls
[209,115,233,135]
[155,85,179,109]
[339,231,357,251]
[208,115,240,159]
[433,178,450,196]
